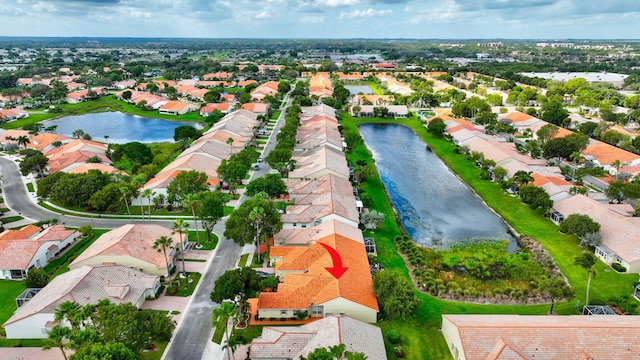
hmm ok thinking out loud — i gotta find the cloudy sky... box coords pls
[0,0,639,39]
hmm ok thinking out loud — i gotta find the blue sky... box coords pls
[1,0,639,39]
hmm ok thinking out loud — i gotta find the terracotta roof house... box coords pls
[258,64,285,73]
[0,108,29,122]
[581,140,640,172]
[351,94,394,106]
[112,79,136,89]
[44,139,111,173]
[300,104,336,120]
[66,163,122,175]
[0,225,78,280]
[0,129,31,150]
[334,72,365,81]
[354,105,409,118]
[289,145,350,181]
[552,194,640,273]
[238,80,258,88]
[202,71,233,80]
[26,133,71,152]
[158,101,199,115]
[64,88,103,104]
[372,63,396,69]
[222,93,236,103]
[256,234,378,323]
[281,174,360,229]
[309,73,334,98]
[251,81,280,101]
[295,123,344,152]
[176,85,199,95]
[241,102,269,114]
[250,315,386,360]
[69,224,182,277]
[442,314,640,360]
[273,219,364,246]
[186,88,209,101]
[3,265,159,339]
[157,153,221,183]
[200,103,232,116]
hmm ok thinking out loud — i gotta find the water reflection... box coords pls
[359,123,516,250]
[42,112,201,144]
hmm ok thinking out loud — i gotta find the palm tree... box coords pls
[54,301,81,330]
[611,159,622,180]
[142,188,155,222]
[249,205,266,263]
[574,252,597,307]
[153,235,174,282]
[16,135,29,150]
[172,219,190,275]
[226,137,234,155]
[212,302,237,360]
[513,170,534,187]
[185,193,201,245]
[120,186,133,221]
[42,325,71,360]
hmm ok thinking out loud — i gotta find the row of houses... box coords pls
[248,104,382,359]
[3,224,182,338]
[309,72,334,98]
[435,109,640,273]
[134,109,261,204]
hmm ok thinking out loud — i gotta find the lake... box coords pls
[359,123,516,250]
[42,112,201,144]
[344,85,374,95]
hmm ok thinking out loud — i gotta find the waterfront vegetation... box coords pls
[341,114,637,359]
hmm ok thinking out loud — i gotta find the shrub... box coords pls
[387,330,402,345]
[612,263,627,273]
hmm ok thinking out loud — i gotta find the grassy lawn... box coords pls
[366,80,385,95]
[238,253,249,267]
[165,272,201,297]
[43,229,109,277]
[1,216,23,224]
[0,280,27,325]
[340,114,637,359]
[139,342,167,360]
[191,230,218,250]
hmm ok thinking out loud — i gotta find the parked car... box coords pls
[257,156,263,162]
[255,270,270,278]
[254,164,260,171]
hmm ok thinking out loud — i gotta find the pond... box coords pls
[344,85,374,95]
[42,112,202,144]
[359,123,517,251]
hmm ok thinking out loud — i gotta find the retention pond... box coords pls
[359,123,517,251]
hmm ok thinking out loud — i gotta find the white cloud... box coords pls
[299,14,324,23]
[339,8,392,19]
[254,10,272,19]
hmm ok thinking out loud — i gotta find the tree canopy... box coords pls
[373,270,420,319]
[224,196,282,247]
[245,173,287,198]
[559,214,601,239]
[167,170,209,206]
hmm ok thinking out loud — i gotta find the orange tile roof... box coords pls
[503,111,534,123]
[28,133,71,151]
[258,235,378,311]
[0,225,40,241]
[443,314,640,360]
[160,101,192,111]
[582,141,640,165]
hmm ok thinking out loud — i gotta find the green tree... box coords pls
[88,183,127,213]
[70,342,137,360]
[605,180,626,203]
[518,185,553,214]
[16,135,30,149]
[203,90,221,103]
[120,186,133,221]
[24,268,49,288]
[109,142,153,165]
[141,188,155,221]
[172,219,190,275]
[185,193,201,245]
[541,98,569,126]
[512,170,534,186]
[536,124,558,145]
[574,253,597,306]
[373,270,420,319]
[210,268,264,325]
[265,148,293,176]
[43,325,71,360]
[211,302,237,360]
[153,235,175,280]
[245,174,287,198]
[196,190,226,242]
[427,117,446,136]
[55,301,82,330]
[361,210,385,230]
[542,133,589,161]
[167,170,208,206]
[19,150,49,176]
[224,196,282,250]
[492,166,508,181]
[559,214,601,238]
[174,125,201,142]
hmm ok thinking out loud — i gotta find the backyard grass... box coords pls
[340,114,637,359]
[43,229,109,277]
[0,280,28,325]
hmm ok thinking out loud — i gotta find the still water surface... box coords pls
[43,112,200,144]
[359,123,516,250]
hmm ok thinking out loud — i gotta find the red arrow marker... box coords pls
[319,243,348,279]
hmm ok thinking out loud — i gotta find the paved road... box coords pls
[163,221,242,360]
[0,156,171,229]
